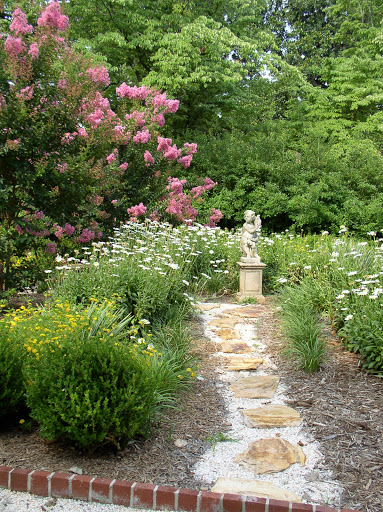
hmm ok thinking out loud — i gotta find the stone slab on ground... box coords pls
[235,438,306,474]
[216,328,237,340]
[230,375,280,398]
[210,476,302,502]
[225,307,260,318]
[197,303,221,311]
[242,405,303,428]
[220,341,252,354]
[209,317,240,329]
[224,356,265,371]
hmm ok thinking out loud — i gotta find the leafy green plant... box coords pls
[204,432,238,451]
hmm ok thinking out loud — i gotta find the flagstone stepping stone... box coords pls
[210,477,302,502]
[230,375,280,398]
[209,316,240,328]
[216,328,237,340]
[197,303,220,311]
[235,438,306,474]
[242,405,303,428]
[225,307,260,318]
[221,341,252,353]
[224,356,265,371]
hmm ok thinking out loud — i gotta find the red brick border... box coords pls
[0,465,358,512]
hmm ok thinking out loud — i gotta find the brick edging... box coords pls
[0,466,357,512]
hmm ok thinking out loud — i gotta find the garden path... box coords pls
[193,300,343,508]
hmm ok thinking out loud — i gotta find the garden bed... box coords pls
[0,297,382,511]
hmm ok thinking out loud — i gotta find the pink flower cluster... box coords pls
[190,178,217,198]
[86,66,110,87]
[37,1,69,31]
[207,208,223,228]
[116,83,150,100]
[10,8,33,36]
[157,136,195,167]
[46,242,57,253]
[78,228,95,243]
[144,150,155,164]
[107,149,118,164]
[17,86,34,101]
[4,36,26,57]
[133,128,151,144]
[28,43,39,60]
[127,202,147,219]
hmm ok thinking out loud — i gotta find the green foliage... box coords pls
[0,320,26,417]
[278,278,327,373]
[25,334,159,449]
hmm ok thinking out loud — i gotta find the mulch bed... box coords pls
[0,294,382,511]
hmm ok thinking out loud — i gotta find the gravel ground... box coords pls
[0,488,153,512]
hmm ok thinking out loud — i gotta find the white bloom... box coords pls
[345,314,354,321]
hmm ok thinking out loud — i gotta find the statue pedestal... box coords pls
[237,258,266,303]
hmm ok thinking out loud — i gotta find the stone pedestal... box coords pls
[237,258,266,303]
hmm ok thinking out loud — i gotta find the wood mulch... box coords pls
[0,294,382,511]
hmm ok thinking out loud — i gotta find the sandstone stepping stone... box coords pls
[230,375,279,398]
[224,356,265,371]
[226,307,259,318]
[235,438,306,474]
[211,477,301,502]
[216,328,237,340]
[242,405,302,428]
[209,316,240,328]
[197,303,220,311]
[221,341,252,354]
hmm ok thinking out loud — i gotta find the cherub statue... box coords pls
[240,210,261,259]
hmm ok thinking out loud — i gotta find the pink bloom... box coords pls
[86,109,104,127]
[125,110,146,127]
[28,42,39,60]
[53,224,63,239]
[63,223,75,236]
[37,1,69,31]
[107,152,116,164]
[149,210,161,222]
[119,162,129,171]
[57,79,67,89]
[184,142,198,154]
[86,66,110,86]
[4,36,26,57]
[76,126,88,138]
[56,162,68,173]
[16,86,34,101]
[127,202,147,218]
[111,199,118,205]
[46,242,57,253]
[93,195,104,206]
[77,228,95,243]
[15,224,24,234]
[206,208,223,228]
[144,150,155,164]
[152,113,165,127]
[10,8,33,35]
[166,177,186,195]
[178,155,193,169]
[116,83,150,100]
[164,144,181,160]
[61,132,75,145]
[152,92,168,109]
[157,136,172,153]
[133,128,151,144]
[164,99,179,113]
[33,211,45,220]
[203,177,216,190]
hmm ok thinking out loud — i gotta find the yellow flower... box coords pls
[19,419,25,424]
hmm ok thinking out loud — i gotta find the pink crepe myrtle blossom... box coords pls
[184,142,198,154]
[206,208,223,228]
[63,223,75,236]
[157,136,172,153]
[4,36,26,57]
[15,224,24,234]
[86,109,104,127]
[37,1,69,31]
[127,202,147,218]
[46,242,57,253]
[93,195,104,206]
[53,224,63,238]
[77,228,95,243]
[17,86,34,101]
[149,210,161,222]
[166,195,197,223]
[61,132,75,145]
[119,162,129,171]
[86,66,110,86]
[164,99,179,113]
[33,211,45,220]
[28,42,39,60]
[152,113,165,127]
[125,110,146,127]
[106,150,117,164]
[116,83,150,100]
[56,162,68,173]
[57,79,67,89]
[111,199,118,205]
[178,155,193,169]
[133,128,151,144]
[164,144,181,161]
[10,8,33,35]
[144,150,155,164]
[76,126,88,138]
[167,177,186,195]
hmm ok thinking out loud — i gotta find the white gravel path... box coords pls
[192,302,344,507]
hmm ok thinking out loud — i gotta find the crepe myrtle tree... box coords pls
[0,2,218,291]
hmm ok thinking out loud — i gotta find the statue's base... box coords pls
[237,259,266,304]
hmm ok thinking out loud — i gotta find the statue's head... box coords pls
[244,210,255,222]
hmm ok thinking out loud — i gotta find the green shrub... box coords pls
[25,335,159,450]
[279,279,327,373]
[0,322,26,416]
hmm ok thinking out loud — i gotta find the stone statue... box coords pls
[240,210,261,259]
